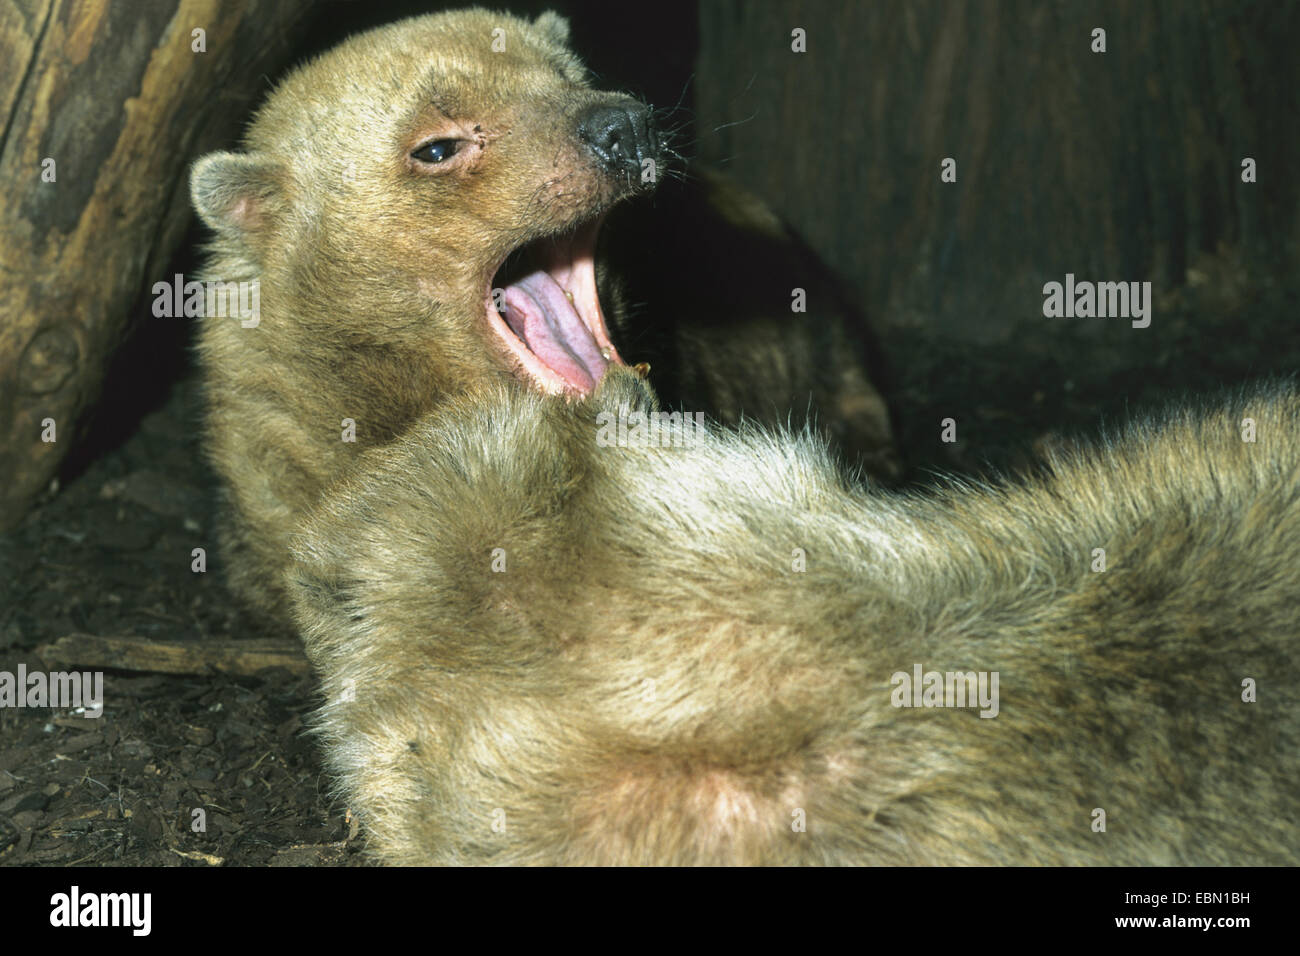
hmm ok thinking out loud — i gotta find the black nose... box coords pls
[577,102,660,174]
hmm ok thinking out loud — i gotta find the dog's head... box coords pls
[192,9,663,397]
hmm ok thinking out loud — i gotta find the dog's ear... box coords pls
[191,151,285,239]
[533,11,571,47]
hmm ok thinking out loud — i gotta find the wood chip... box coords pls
[37,634,310,677]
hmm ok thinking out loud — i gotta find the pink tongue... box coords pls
[502,271,610,391]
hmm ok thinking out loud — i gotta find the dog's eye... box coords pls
[411,139,461,164]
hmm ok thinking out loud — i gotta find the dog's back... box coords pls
[290,370,1299,864]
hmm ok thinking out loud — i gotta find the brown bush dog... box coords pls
[191,8,897,630]
[289,367,1299,865]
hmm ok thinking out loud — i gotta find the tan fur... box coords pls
[289,367,1300,865]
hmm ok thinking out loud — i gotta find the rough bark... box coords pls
[0,0,311,530]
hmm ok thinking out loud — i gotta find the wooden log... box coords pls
[0,0,312,530]
[37,633,310,676]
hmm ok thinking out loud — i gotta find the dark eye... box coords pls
[411,139,461,164]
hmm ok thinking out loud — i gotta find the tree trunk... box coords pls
[0,0,312,530]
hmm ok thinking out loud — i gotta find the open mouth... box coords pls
[486,218,623,396]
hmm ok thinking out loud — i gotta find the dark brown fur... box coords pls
[290,367,1300,865]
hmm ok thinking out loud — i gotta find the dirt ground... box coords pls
[1,231,1296,867]
[0,357,362,866]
